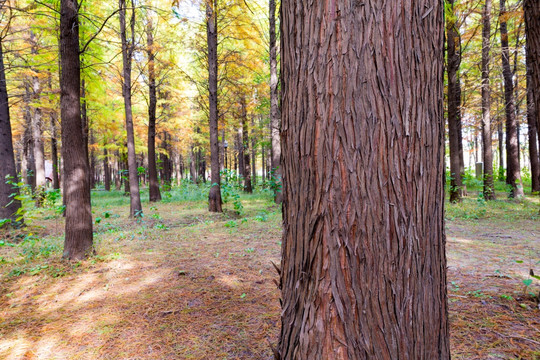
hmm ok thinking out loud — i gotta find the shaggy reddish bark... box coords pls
[278,1,449,359]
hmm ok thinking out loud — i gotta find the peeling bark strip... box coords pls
[279,1,449,359]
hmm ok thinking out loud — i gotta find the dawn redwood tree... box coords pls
[481,0,496,200]
[447,0,464,202]
[241,96,252,193]
[0,33,22,223]
[146,15,161,202]
[500,0,524,198]
[119,0,143,216]
[278,1,449,359]
[269,0,281,203]
[206,0,222,212]
[60,0,93,259]
[527,63,540,193]
[525,0,540,148]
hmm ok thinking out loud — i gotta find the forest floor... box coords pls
[0,185,539,360]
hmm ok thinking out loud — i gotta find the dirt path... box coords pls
[0,200,538,359]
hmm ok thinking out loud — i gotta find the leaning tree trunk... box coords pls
[120,0,143,216]
[525,0,540,158]
[447,0,464,202]
[482,0,496,199]
[278,1,449,359]
[60,0,93,260]
[500,0,524,198]
[206,0,222,212]
[0,35,22,224]
[269,0,282,204]
[146,16,161,202]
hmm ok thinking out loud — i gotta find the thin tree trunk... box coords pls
[0,34,22,224]
[482,0,496,199]
[447,0,464,202]
[269,0,281,203]
[498,120,505,180]
[236,129,244,186]
[500,0,524,197]
[60,0,93,259]
[23,84,36,192]
[120,0,143,216]
[241,97,252,193]
[104,146,111,191]
[251,115,256,187]
[50,111,60,190]
[206,0,222,212]
[525,0,540,158]
[278,1,449,358]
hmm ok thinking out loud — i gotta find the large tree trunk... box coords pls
[278,1,449,359]
[146,16,161,202]
[447,0,464,202]
[60,0,93,260]
[0,35,22,224]
[206,0,222,212]
[120,0,143,216]
[525,0,540,157]
[500,0,524,198]
[481,0,496,199]
[527,34,540,193]
[269,0,281,203]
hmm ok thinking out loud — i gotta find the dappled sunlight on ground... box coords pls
[0,194,538,359]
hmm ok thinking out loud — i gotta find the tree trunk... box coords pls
[60,0,93,260]
[482,0,496,199]
[251,115,256,187]
[206,0,222,212]
[241,97,252,193]
[146,16,161,202]
[23,84,36,192]
[236,129,244,185]
[269,0,281,203]
[447,0,464,202]
[104,146,111,191]
[0,35,22,224]
[278,1,449,359]
[50,109,60,190]
[120,0,143,216]
[500,0,524,198]
[525,0,540,158]
[498,120,505,180]
[527,40,540,192]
